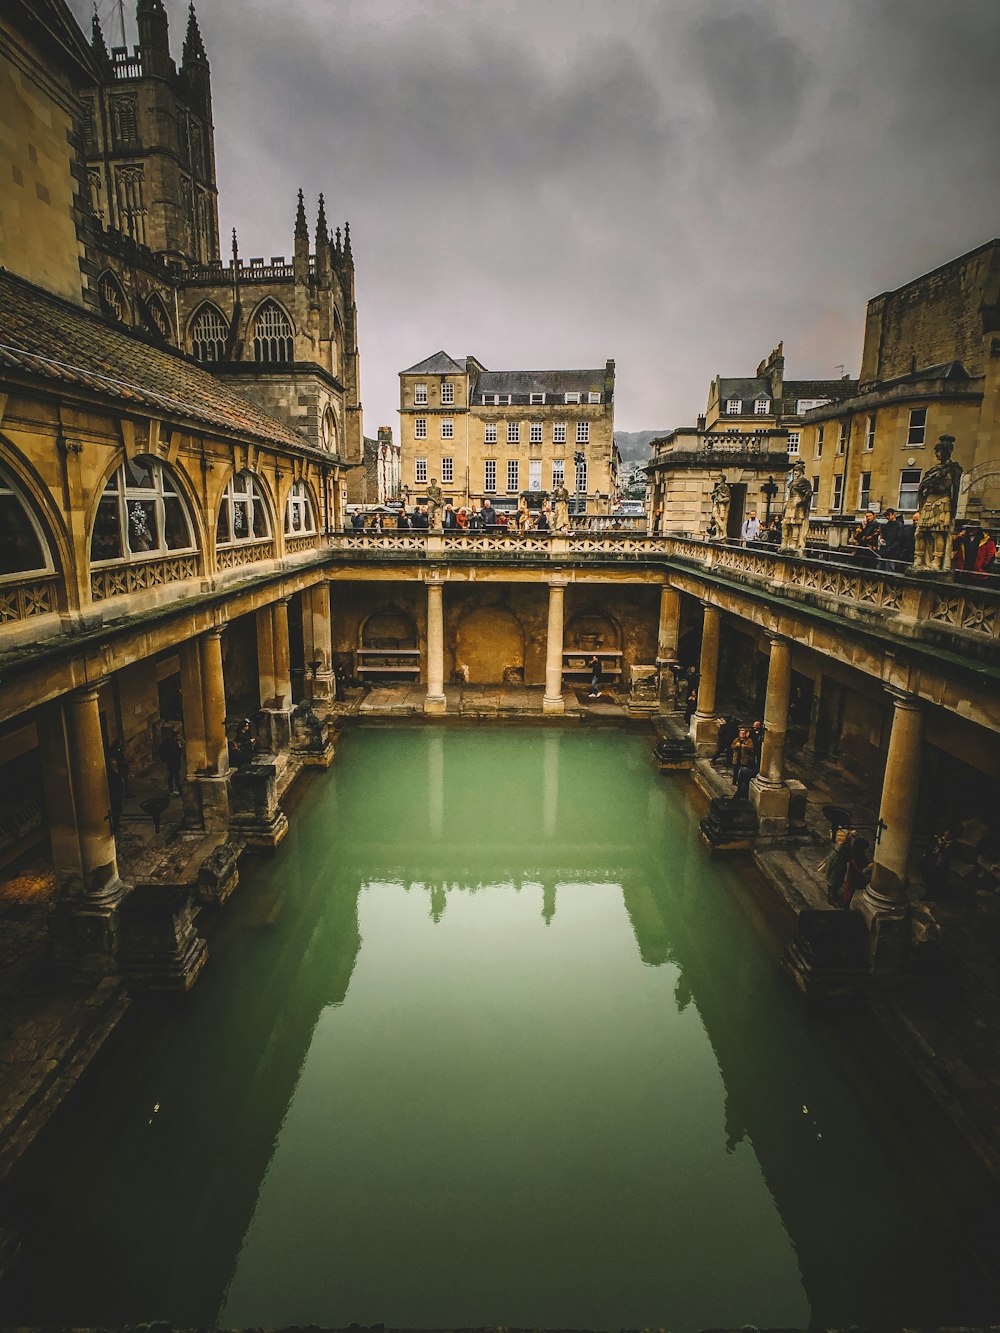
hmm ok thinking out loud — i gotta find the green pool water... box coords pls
[1,725,998,1330]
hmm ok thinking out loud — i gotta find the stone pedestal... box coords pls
[652,735,695,772]
[627,664,659,717]
[192,772,232,833]
[290,701,337,768]
[543,580,566,714]
[783,909,871,1000]
[229,763,289,849]
[699,796,759,853]
[196,841,242,907]
[118,883,208,993]
[259,707,293,755]
[50,880,123,975]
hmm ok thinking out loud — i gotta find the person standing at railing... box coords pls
[480,498,498,530]
[741,511,761,545]
[877,508,904,571]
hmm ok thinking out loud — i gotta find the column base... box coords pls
[699,795,759,853]
[259,708,292,754]
[653,735,695,772]
[196,841,242,907]
[290,702,337,768]
[543,693,566,714]
[50,876,127,975]
[192,771,231,832]
[750,776,790,834]
[424,693,447,715]
[229,763,288,850]
[307,670,336,703]
[690,711,721,754]
[656,659,678,708]
[118,882,208,993]
[851,886,911,975]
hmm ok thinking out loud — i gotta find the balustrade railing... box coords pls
[216,539,275,570]
[0,575,59,622]
[90,553,199,602]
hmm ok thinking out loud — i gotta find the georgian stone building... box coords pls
[798,241,1000,524]
[398,352,618,512]
[647,345,856,535]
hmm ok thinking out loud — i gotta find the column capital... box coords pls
[885,686,923,712]
[700,598,719,613]
[765,629,791,647]
[548,576,568,590]
[72,678,108,702]
[203,623,226,640]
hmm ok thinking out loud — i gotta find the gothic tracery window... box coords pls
[190,304,228,362]
[252,301,294,363]
[0,466,54,579]
[111,96,138,144]
[216,470,271,546]
[90,459,195,565]
[115,166,146,244]
[98,271,129,323]
[145,293,172,341]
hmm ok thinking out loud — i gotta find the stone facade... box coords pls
[799,243,1000,524]
[398,351,618,514]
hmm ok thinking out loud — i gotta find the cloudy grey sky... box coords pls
[80,0,1000,435]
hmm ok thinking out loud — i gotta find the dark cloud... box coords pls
[73,0,1000,435]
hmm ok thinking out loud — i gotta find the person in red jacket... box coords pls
[952,526,996,580]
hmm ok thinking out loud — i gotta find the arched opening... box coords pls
[97,270,129,324]
[90,456,196,565]
[252,300,294,363]
[0,464,57,580]
[189,303,229,363]
[216,469,272,547]
[143,291,173,343]
[456,606,524,683]
[321,405,338,452]
[360,607,418,651]
[285,479,317,536]
[565,611,622,654]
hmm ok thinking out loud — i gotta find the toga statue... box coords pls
[710,473,731,540]
[552,483,571,533]
[781,459,813,552]
[425,478,443,532]
[913,434,963,572]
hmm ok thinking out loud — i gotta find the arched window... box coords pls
[190,304,228,362]
[321,406,337,451]
[217,470,271,546]
[253,301,293,363]
[98,271,129,324]
[285,480,316,535]
[0,466,54,579]
[145,292,172,342]
[90,458,195,565]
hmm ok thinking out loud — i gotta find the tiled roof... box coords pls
[400,351,466,375]
[0,269,311,452]
[474,368,607,398]
[782,378,858,401]
[718,377,771,401]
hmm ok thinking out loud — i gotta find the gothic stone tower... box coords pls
[82,0,219,265]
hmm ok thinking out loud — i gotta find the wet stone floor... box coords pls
[0,725,999,1331]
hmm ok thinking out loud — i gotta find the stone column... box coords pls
[271,598,292,710]
[424,578,446,714]
[750,633,792,831]
[65,684,121,900]
[178,637,208,777]
[543,579,567,714]
[196,627,231,829]
[852,690,924,970]
[302,583,334,702]
[656,584,681,705]
[258,598,293,751]
[256,604,277,708]
[690,602,721,752]
[36,699,83,884]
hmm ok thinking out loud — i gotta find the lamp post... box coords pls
[762,474,779,526]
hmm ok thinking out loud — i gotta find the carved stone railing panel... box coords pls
[216,540,275,571]
[0,575,58,622]
[285,534,322,555]
[339,532,425,553]
[929,591,999,639]
[91,554,199,602]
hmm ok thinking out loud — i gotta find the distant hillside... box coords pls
[614,430,670,463]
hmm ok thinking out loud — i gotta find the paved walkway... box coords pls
[337,681,630,720]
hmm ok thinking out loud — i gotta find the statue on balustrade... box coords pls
[781,458,814,552]
[913,435,963,573]
[552,483,571,533]
[425,478,444,532]
[710,474,731,541]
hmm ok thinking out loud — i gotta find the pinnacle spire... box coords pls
[91,8,110,66]
[295,188,308,239]
[334,225,342,254]
[343,220,352,260]
[183,2,208,64]
[231,227,239,264]
[316,192,328,246]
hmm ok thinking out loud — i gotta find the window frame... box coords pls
[414,417,427,440]
[837,422,848,454]
[414,458,428,485]
[529,459,542,491]
[91,457,196,566]
[484,460,497,493]
[441,457,454,484]
[529,423,543,444]
[440,382,455,405]
[285,479,317,536]
[858,471,872,510]
[726,399,741,415]
[441,417,454,439]
[907,408,927,447]
[899,467,922,511]
[754,397,770,415]
[576,421,590,444]
[484,422,497,444]
[506,459,519,493]
[865,414,876,451]
[413,383,428,405]
[507,421,520,444]
[553,423,567,444]
[0,466,55,581]
[215,469,271,549]
[786,431,800,456]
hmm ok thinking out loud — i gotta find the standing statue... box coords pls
[552,483,571,533]
[710,473,731,541]
[425,478,444,532]
[781,458,814,552]
[913,434,963,572]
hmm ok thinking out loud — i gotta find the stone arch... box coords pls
[187,301,229,362]
[456,605,525,683]
[143,290,173,343]
[97,269,129,324]
[565,610,622,654]
[360,606,418,651]
[0,438,67,587]
[959,459,1000,520]
[88,453,202,566]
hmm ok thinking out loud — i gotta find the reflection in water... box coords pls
[0,727,997,1332]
